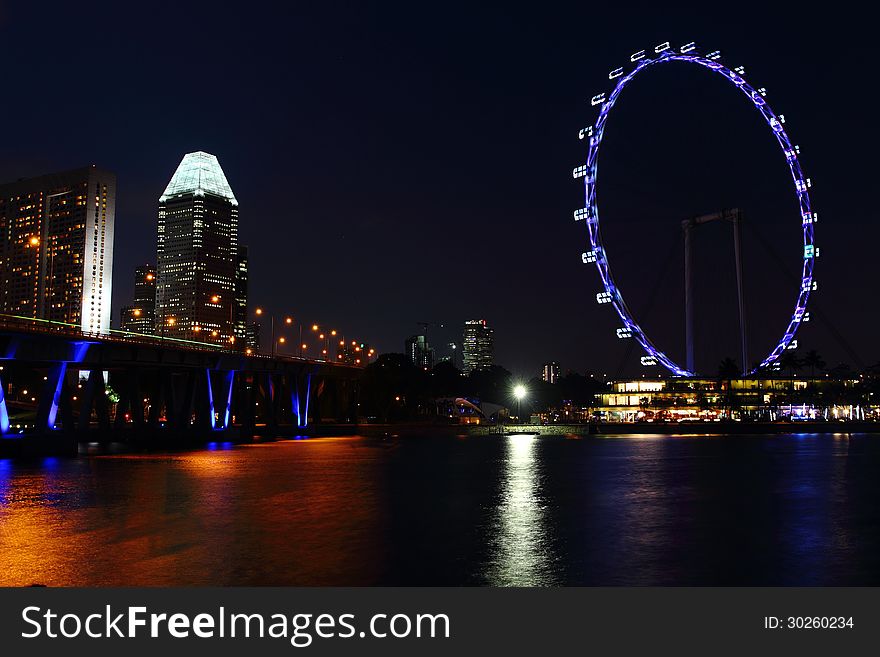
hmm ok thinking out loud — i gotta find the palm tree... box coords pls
[802,349,826,414]
[717,357,740,419]
[777,351,803,418]
[778,350,803,378]
[802,349,826,379]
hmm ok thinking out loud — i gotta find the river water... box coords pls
[1,432,879,586]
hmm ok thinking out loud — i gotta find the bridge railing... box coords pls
[0,313,361,368]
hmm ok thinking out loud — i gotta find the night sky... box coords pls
[1,2,876,377]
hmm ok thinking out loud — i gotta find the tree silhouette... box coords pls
[717,357,740,419]
[778,351,803,378]
[802,349,826,379]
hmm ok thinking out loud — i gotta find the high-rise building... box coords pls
[0,165,115,333]
[542,361,560,384]
[234,245,248,344]
[155,151,239,344]
[245,320,261,353]
[120,264,156,334]
[462,319,494,374]
[405,334,434,370]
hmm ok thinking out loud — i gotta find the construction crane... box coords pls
[416,321,444,339]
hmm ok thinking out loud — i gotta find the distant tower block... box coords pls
[462,320,494,374]
[0,165,116,334]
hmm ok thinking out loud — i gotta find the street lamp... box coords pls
[513,384,527,423]
[255,307,296,358]
[309,324,336,360]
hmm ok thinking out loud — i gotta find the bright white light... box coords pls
[573,207,590,222]
[513,385,527,401]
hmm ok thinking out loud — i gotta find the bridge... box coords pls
[0,316,362,454]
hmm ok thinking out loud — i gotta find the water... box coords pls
[1,432,879,586]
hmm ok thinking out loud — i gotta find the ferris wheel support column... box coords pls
[681,209,747,374]
[683,220,695,373]
[732,211,749,374]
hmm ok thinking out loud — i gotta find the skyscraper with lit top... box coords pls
[155,151,241,344]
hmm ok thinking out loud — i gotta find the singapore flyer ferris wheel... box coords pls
[575,41,818,377]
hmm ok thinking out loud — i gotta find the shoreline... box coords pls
[2,420,878,459]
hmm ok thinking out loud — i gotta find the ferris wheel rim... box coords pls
[578,45,816,377]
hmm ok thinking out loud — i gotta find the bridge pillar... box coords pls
[173,370,198,431]
[36,363,69,433]
[265,372,280,436]
[237,372,256,438]
[0,370,9,435]
[77,369,109,434]
[207,369,236,431]
[113,369,145,429]
[292,371,313,429]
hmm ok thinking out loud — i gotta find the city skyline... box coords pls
[1,4,877,378]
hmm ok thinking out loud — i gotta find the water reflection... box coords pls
[1,433,880,586]
[485,434,559,586]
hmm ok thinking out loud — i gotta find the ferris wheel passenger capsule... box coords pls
[616,327,633,339]
[591,93,606,106]
[803,312,811,322]
[758,87,767,96]
[680,42,696,53]
[581,251,597,263]
[640,355,657,366]
[578,126,594,140]
[573,165,589,179]
[654,41,671,53]
[630,49,646,62]
[609,67,624,80]
[574,207,591,221]
[734,66,746,75]
[787,340,799,350]
[707,50,722,60]
[596,292,612,304]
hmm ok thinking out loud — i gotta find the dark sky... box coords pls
[1,2,876,377]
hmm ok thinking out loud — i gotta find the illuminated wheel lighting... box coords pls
[577,43,817,376]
